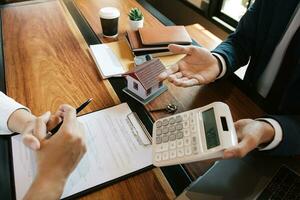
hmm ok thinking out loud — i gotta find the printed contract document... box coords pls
[11,103,152,199]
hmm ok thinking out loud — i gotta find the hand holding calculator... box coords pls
[152,102,238,167]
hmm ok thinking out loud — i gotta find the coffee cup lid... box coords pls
[99,7,120,19]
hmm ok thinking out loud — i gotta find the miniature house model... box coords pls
[125,58,166,100]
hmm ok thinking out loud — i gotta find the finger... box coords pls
[234,119,253,128]
[21,120,40,150]
[158,64,179,81]
[47,110,63,131]
[170,72,183,79]
[223,136,258,159]
[23,134,40,150]
[58,104,72,113]
[60,105,77,132]
[168,44,193,55]
[191,74,209,85]
[168,74,187,85]
[234,121,244,139]
[174,77,199,87]
[33,112,51,140]
[168,72,183,82]
[172,77,188,86]
[234,119,254,140]
[234,121,243,132]
[41,111,51,123]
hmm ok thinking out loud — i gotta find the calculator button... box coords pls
[162,135,169,143]
[176,131,184,139]
[183,129,190,137]
[169,125,176,132]
[185,146,192,156]
[155,153,162,161]
[162,119,169,126]
[192,146,199,154]
[170,150,177,159]
[162,143,169,151]
[190,125,196,133]
[183,121,189,129]
[177,139,183,148]
[183,113,189,120]
[169,117,175,124]
[170,141,176,149]
[184,137,191,146]
[156,136,162,144]
[175,116,183,123]
[176,123,183,130]
[190,118,195,125]
[192,136,197,145]
[162,127,169,134]
[162,152,169,160]
[156,144,164,152]
[189,112,194,118]
[156,128,162,136]
[169,134,176,141]
[156,121,162,128]
[177,148,184,157]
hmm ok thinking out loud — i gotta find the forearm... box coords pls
[24,174,66,200]
[0,92,32,133]
[8,109,36,133]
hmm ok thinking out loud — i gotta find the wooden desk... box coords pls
[74,0,264,179]
[1,0,265,199]
[1,0,174,199]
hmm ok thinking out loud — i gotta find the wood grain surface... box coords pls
[2,0,175,199]
[80,168,174,200]
[74,0,163,43]
[185,23,222,50]
[3,0,119,115]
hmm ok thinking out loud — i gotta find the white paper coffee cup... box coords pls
[99,7,120,38]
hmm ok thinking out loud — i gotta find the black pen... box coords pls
[46,98,93,139]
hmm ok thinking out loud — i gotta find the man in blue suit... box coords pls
[159,0,300,157]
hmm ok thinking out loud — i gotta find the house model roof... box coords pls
[128,58,165,90]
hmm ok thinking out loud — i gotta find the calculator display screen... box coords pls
[202,108,220,149]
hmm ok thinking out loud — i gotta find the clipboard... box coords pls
[126,112,152,146]
[9,103,154,200]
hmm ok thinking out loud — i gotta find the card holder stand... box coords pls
[126,112,152,146]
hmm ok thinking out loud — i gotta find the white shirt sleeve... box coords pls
[256,118,283,150]
[210,54,283,150]
[211,53,227,79]
[0,92,30,134]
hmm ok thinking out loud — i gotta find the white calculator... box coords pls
[152,102,238,167]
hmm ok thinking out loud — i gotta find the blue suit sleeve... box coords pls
[212,0,262,74]
[263,115,300,156]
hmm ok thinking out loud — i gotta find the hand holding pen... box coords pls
[22,99,92,150]
[45,99,93,139]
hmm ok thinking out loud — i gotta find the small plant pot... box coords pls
[129,18,144,31]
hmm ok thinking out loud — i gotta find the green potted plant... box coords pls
[128,7,144,31]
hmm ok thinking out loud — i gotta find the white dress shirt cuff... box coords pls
[211,53,227,79]
[0,92,30,134]
[256,118,283,151]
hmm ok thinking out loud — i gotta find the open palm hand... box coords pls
[158,44,221,87]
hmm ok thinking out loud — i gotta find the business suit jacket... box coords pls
[213,0,300,155]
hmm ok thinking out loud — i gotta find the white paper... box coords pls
[89,44,124,78]
[11,103,152,199]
